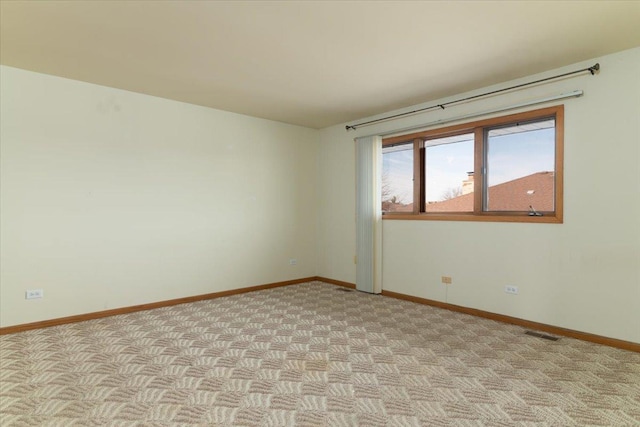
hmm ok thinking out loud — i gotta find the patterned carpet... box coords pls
[1,281,639,426]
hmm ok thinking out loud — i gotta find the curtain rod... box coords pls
[346,63,599,131]
[357,90,583,140]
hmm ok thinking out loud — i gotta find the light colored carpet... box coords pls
[1,281,639,426]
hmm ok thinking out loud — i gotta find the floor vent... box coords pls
[335,288,354,292]
[525,330,560,341]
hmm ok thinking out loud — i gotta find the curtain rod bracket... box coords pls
[588,63,600,75]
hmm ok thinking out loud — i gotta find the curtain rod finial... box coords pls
[346,125,356,131]
[589,63,600,75]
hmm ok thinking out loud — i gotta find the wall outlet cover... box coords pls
[26,289,44,299]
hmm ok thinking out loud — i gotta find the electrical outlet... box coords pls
[441,276,452,285]
[289,258,297,266]
[505,285,518,295]
[25,289,44,299]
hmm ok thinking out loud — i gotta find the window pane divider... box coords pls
[473,127,484,213]
[413,139,422,215]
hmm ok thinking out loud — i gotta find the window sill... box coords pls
[382,213,562,224]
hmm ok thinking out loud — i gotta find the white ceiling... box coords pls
[2,1,639,129]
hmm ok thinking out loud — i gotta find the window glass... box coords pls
[424,133,474,212]
[382,142,413,212]
[380,106,562,223]
[486,119,555,212]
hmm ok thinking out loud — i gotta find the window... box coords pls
[424,133,474,213]
[381,106,563,223]
[382,142,414,212]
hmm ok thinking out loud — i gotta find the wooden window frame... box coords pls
[382,105,564,224]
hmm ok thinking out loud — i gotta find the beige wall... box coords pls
[2,48,639,343]
[1,66,319,327]
[317,48,640,343]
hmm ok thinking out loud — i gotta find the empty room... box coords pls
[1,1,639,426]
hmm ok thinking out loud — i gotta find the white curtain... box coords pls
[355,136,382,294]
